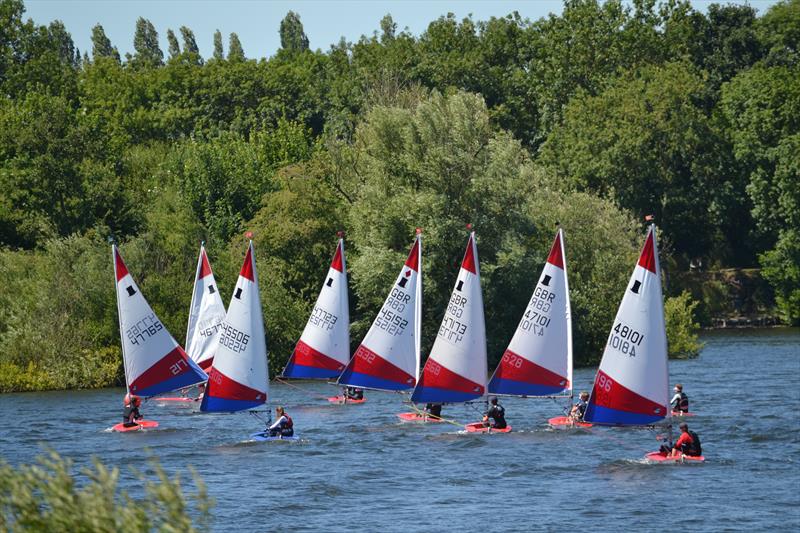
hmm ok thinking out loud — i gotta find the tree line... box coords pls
[0,0,796,392]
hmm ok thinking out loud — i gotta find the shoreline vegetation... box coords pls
[1,0,797,393]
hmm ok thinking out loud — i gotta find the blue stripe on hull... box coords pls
[583,403,665,426]
[338,369,412,391]
[411,386,482,404]
[282,362,341,380]
[200,395,265,413]
[135,365,207,398]
[488,377,567,396]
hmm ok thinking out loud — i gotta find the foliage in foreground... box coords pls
[0,450,212,532]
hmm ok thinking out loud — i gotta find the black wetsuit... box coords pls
[574,399,588,420]
[346,387,364,400]
[485,404,507,429]
[122,405,141,427]
[425,403,442,418]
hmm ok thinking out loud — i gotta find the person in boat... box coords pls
[344,386,364,401]
[425,403,442,419]
[570,391,590,421]
[670,384,690,413]
[670,422,702,457]
[267,406,294,437]
[482,397,507,429]
[194,383,206,402]
[122,393,143,428]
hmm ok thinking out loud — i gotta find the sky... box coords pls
[23,0,782,60]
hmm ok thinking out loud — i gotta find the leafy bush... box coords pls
[665,291,703,358]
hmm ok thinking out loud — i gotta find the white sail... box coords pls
[185,244,227,371]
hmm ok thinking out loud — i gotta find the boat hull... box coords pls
[464,422,512,433]
[645,451,705,462]
[327,396,367,404]
[548,416,592,428]
[396,412,444,423]
[112,420,159,432]
[250,432,300,442]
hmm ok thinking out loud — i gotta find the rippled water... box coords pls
[1,328,799,531]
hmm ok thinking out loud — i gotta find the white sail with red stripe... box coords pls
[281,237,350,379]
[488,228,572,396]
[201,241,269,412]
[185,244,227,372]
[338,231,422,391]
[411,230,487,403]
[584,225,669,425]
[113,245,207,397]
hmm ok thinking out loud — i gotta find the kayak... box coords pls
[327,396,367,404]
[671,410,696,417]
[112,420,159,432]
[464,422,512,434]
[250,431,300,442]
[645,451,705,462]
[156,397,196,403]
[548,416,592,428]
[396,412,445,423]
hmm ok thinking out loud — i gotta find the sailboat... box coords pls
[582,225,698,460]
[334,231,424,416]
[186,243,227,372]
[200,241,270,413]
[111,245,208,431]
[280,235,353,403]
[485,228,579,427]
[410,228,505,432]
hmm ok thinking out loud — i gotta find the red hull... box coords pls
[396,412,444,423]
[548,416,593,428]
[671,411,696,417]
[645,451,705,462]
[465,422,512,433]
[112,420,159,432]
[327,396,367,404]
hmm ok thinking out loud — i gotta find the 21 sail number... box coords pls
[608,322,644,357]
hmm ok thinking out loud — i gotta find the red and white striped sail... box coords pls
[584,225,669,425]
[489,228,572,396]
[338,232,422,391]
[185,244,227,372]
[411,231,487,403]
[201,241,269,412]
[281,238,350,379]
[113,245,207,397]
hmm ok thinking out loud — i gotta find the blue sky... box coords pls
[24,0,781,60]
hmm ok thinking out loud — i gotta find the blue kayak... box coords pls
[250,431,299,442]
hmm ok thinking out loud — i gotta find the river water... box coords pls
[1,328,798,531]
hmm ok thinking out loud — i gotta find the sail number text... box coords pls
[375,288,411,336]
[520,286,555,335]
[218,323,250,353]
[126,313,163,346]
[440,293,468,344]
[608,322,644,357]
[196,317,223,338]
[309,305,338,331]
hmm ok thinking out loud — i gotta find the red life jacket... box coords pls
[283,414,293,429]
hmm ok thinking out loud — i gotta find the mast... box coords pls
[414,228,423,383]
[561,227,574,398]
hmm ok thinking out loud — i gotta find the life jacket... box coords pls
[282,414,293,429]
[676,392,689,412]
[686,431,702,456]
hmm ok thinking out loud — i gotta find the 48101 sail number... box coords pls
[608,322,644,357]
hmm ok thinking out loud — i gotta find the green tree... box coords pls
[279,11,310,52]
[757,0,800,66]
[213,29,224,60]
[166,28,180,59]
[91,23,119,62]
[180,25,202,64]
[227,32,244,61]
[380,14,396,42]
[131,17,163,68]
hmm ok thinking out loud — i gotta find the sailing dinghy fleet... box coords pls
[111,223,702,461]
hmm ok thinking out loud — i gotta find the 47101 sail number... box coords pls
[608,322,644,357]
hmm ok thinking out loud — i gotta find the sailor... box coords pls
[425,403,442,418]
[345,386,364,401]
[122,393,143,427]
[670,422,702,457]
[570,391,590,421]
[267,406,294,437]
[482,397,507,429]
[670,384,690,413]
[195,383,206,401]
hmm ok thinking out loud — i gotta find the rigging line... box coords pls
[408,402,464,427]
[274,376,332,400]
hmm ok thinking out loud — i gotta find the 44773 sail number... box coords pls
[607,322,644,357]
